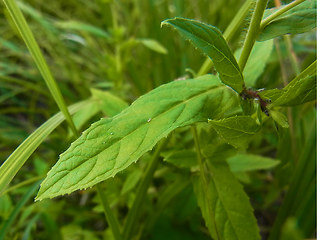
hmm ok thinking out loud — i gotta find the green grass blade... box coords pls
[36,75,240,201]
[0,100,92,195]
[2,0,78,136]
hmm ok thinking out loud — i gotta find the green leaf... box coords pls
[90,88,128,117]
[271,61,316,107]
[227,153,280,172]
[67,101,100,137]
[162,150,197,168]
[258,0,316,41]
[192,160,261,240]
[269,110,289,128]
[209,116,260,149]
[55,20,111,39]
[162,17,244,93]
[259,88,283,103]
[137,38,168,54]
[0,100,92,195]
[235,40,273,87]
[36,75,240,200]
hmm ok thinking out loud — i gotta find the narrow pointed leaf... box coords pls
[162,17,244,93]
[270,61,316,107]
[137,38,168,54]
[227,154,280,172]
[209,116,260,149]
[36,75,240,200]
[192,160,261,240]
[55,20,111,39]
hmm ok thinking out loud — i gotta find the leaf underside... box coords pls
[36,75,240,200]
[162,17,244,93]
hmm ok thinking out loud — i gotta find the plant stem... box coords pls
[196,0,254,76]
[2,0,79,137]
[96,183,122,240]
[238,0,268,71]
[123,139,167,240]
[260,0,306,30]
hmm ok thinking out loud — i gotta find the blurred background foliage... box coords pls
[0,0,316,239]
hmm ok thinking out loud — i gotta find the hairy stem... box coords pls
[238,0,268,71]
[96,183,122,240]
[123,139,167,240]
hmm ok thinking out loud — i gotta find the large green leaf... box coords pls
[209,116,260,149]
[36,75,240,200]
[258,0,316,41]
[227,154,280,172]
[270,61,316,107]
[162,17,244,93]
[235,40,273,87]
[192,159,261,240]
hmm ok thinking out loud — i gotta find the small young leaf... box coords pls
[235,40,274,87]
[259,0,316,41]
[162,17,244,93]
[36,75,240,200]
[55,20,111,39]
[209,116,260,149]
[227,153,280,172]
[271,61,316,107]
[192,160,261,240]
[269,110,289,128]
[137,38,168,54]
